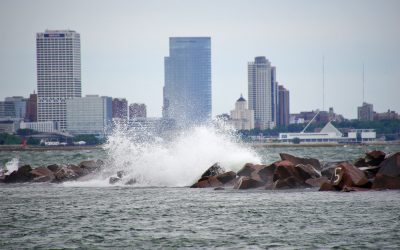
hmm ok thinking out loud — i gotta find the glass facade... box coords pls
[163,37,211,127]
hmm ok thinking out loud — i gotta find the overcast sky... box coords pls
[0,0,399,119]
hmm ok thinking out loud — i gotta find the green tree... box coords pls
[0,133,22,145]
[292,137,301,144]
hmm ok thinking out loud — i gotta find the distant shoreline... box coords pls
[248,141,400,148]
[0,145,102,151]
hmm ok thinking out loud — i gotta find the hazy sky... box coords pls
[0,0,399,119]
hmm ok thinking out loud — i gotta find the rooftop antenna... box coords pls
[362,63,365,103]
[322,55,325,111]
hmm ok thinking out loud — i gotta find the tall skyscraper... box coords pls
[112,98,128,120]
[162,37,211,126]
[248,56,278,129]
[36,30,81,130]
[230,95,254,130]
[278,85,290,127]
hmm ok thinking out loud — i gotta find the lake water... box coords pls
[1,126,400,248]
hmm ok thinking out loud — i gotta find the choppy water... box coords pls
[1,125,400,248]
[1,185,400,249]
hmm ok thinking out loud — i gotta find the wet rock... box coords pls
[359,166,381,179]
[332,162,369,189]
[117,170,126,179]
[372,173,400,190]
[79,159,104,172]
[305,176,329,187]
[214,187,225,190]
[274,176,306,189]
[320,161,348,179]
[53,165,80,182]
[341,185,370,192]
[237,163,264,177]
[31,166,55,182]
[201,163,225,178]
[234,176,264,189]
[47,164,61,172]
[354,157,368,168]
[109,177,121,184]
[377,152,400,177]
[279,153,321,170]
[216,171,237,184]
[319,182,337,191]
[125,178,136,185]
[4,165,33,183]
[365,150,386,166]
[295,164,321,179]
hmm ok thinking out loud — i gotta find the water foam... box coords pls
[67,123,261,187]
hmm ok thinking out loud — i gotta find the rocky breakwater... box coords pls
[0,160,104,183]
[191,151,400,192]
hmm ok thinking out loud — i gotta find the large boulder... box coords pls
[271,160,314,189]
[53,165,80,182]
[365,150,386,166]
[332,162,369,189]
[305,176,329,187]
[370,152,400,189]
[4,165,33,183]
[31,166,55,182]
[377,152,400,177]
[237,163,264,177]
[191,171,236,188]
[279,153,321,170]
[234,176,265,189]
[200,163,225,178]
[320,161,348,179]
[372,173,400,190]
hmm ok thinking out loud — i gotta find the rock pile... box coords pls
[191,151,400,191]
[0,160,103,183]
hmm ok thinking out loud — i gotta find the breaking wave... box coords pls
[65,123,261,187]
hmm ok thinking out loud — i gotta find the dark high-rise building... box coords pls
[25,92,37,122]
[278,85,290,127]
[162,37,211,126]
[36,30,81,130]
[129,103,147,119]
[358,102,374,121]
[112,98,128,120]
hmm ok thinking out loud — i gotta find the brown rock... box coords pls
[53,165,79,182]
[237,163,264,177]
[201,163,225,178]
[31,166,55,182]
[320,161,348,179]
[295,164,321,179]
[332,162,369,189]
[216,171,237,184]
[4,165,33,183]
[305,176,329,187]
[377,152,400,177]
[47,164,61,172]
[341,185,370,192]
[365,150,386,166]
[372,173,400,190]
[191,171,236,188]
[274,176,306,189]
[279,153,321,170]
[234,176,264,189]
[319,182,338,191]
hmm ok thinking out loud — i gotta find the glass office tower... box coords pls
[163,37,211,127]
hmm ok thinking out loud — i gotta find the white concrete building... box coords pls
[36,30,81,131]
[20,121,58,133]
[66,95,112,136]
[230,95,254,130]
[279,122,376,143]
[248,56,278,129]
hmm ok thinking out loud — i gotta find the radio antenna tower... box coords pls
[322,56,325,111]
[362,63,365,103]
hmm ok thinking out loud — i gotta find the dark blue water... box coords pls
[1,185,400,249]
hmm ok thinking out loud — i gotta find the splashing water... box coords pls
[4,158,19,174]
[70,124,261,187]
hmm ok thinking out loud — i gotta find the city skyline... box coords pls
[0,0,399,119]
